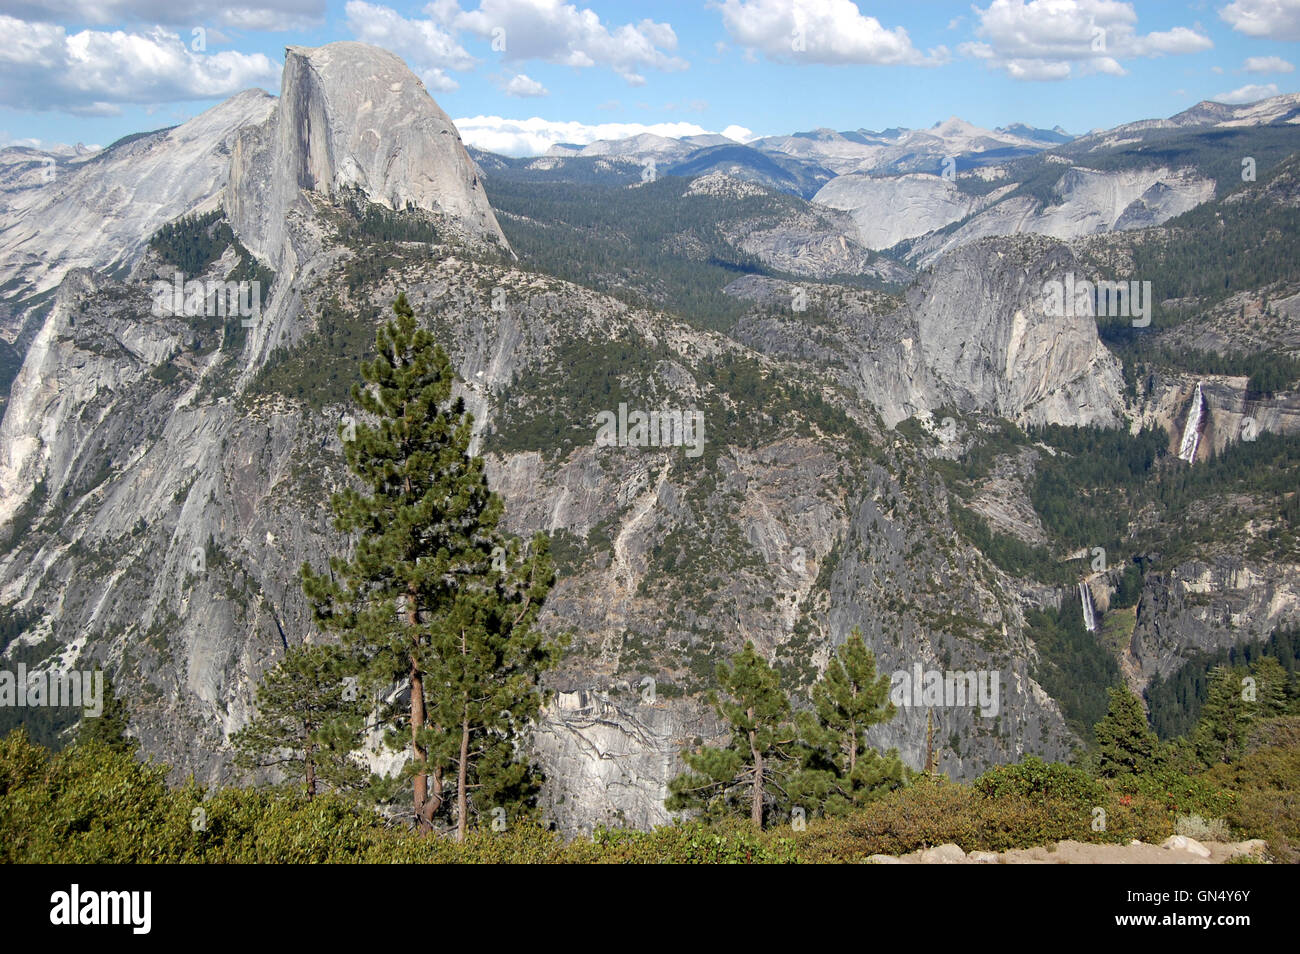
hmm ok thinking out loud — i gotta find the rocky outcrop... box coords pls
[906,166,1213,266]
[0,91,276,341]
[813,173,1008,250]
[226,42,508,267]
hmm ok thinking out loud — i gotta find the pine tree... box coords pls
[790,629,905,815]
[1192,666,1253,765]
[1248,656,1290,717]
[232,643,368,798]
[75,674,136,754]
[1093,686,1161,777]
[666,642,796,829]
[302,292,560,834]
[426,533,563,840]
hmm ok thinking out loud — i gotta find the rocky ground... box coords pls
[867,836,1270,864]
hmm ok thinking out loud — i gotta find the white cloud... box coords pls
[721,124,755,142]
[1221,0,1300,41]
[715,0,947,66]
[0,0,325,30]
[345,1,474,91]
[0,17,279,113]
[965,0,1211,81]
[1244,55,1295,73]
[436,0,687,84]
[499,72,548,96]
[453,115,747,156]
[1214,82,1280,103]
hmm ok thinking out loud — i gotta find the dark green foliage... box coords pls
[1111,563,1143,609]
[486,333,668,457]
[148,210,229,275]
[1193,665,1255,765]
[334,186,442,244]
[1147,628,1300,739]
[300,292,561,837]
[1117,151,1300,324]
[1026,600,1123,743]
[485,174,887,332]
[950,504,1071,584]
[232,644,369,798]
[789,630,907,815]
[74,675,136,754]
[0,337,22,424]
[1101,342,1300,395]
[1093,687,1161,778]
[666,642,798,828]
[974,755,1103,806]
[247,296,382,410]
[1029,423,1168,549]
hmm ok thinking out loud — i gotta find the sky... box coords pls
[2,0,1300,156]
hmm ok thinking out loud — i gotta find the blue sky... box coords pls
[3,1,1300,155]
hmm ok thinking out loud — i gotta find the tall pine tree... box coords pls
[666,642,796,829]
[791,629,905,814]
[1193,665,1253,765]
[302,293,560,834]
[1093,686,1161,778]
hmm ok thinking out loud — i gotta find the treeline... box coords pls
[1128,154,1300,314]
[1100,342,1300,396]
[484,174,828,331]
[1146,628,1300,740]
[1028,423,1167,550]
[1026,600,1123,741]
[148,209,274,313]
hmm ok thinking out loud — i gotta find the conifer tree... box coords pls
[75,675,136,754]
[232,643,368,798]
[301,292,560,833]
[666,642,796,829]
[426,533,563,840]
[1248,656,1291,717]
[1093,686,1161,777]
[791,629,905,814]
[1193,665,1253,765]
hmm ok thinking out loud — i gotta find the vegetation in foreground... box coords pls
[2,713,1295,863]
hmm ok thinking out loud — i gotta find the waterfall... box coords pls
[1079,581,1098,633]
[1177,382,1204,463]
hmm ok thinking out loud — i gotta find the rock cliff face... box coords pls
[226,42,508,267]
[813,173,1005,250]
[903,167,1214,266]
[727,237,1124,429]
[815,164,1213,261]
[0,91,276,341]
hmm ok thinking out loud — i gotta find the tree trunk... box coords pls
[457,707,470,842]
[304,719,317,800]
[748,708,763,829]
[456,627,470,842]
[410,659,434,833]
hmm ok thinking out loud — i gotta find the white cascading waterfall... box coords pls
[1177,382,1204,463]
[1079,581,1098,633]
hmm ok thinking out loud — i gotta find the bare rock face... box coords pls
[908,239,1125,428]
[227,42,508,266]
[0,91,275,340]
[813,173,1005,250]
[906,166,1214,267]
